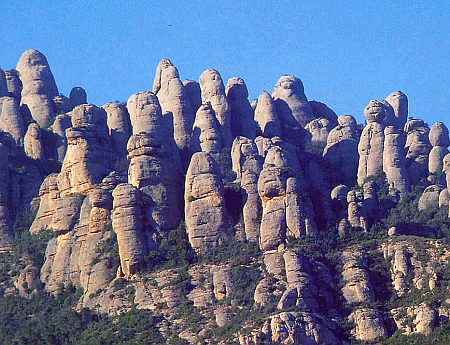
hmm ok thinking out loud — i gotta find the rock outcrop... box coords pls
[103,102,131,159]
[405,119,431,185]
[5,69,22,100]
[226,77,255,139]
[428,122,450,184]
[385,91,408,130]
[127,91,164,136]
[69,87,87,107]
[154,60,194,150]
[16,49,58,128]
[0,96,25,145]
[199,69,233,147]
[254,91,281,138]
[24,123,44,160]
[57,104,113,197]
[0,144,13,251]
[185,152,226,253]
[29,173,59,234]
[272,75,314,144]
[383,126,410,197]
[51,113,72,163]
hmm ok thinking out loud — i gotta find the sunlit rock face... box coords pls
[16,49,58,128]
[254,91,281,138]
[199,69,233,147]
[404,119,431,185]
[385,91,408,130]
[185,152,227,253]
[428,122,450,184]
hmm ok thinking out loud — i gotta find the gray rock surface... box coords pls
[349,308,387,342]
[309,100,338,127]
[183,79,202,114]
[272,75,313,143]
[199,69,233,147]
[0,144,13,251]
[127,91,164,136]
[405,119,431,184]
[190,102,222,162]
[0,96,25,145]
[346,191,368,231]
[5,69,22,100]
[418,185,443,211]
[24,123,45,160]
[69,87,87,107]
[254,91,281,138]
[231,136,262,181]
[358,121,385,185]
[29,173,59,234]
[305,118,334,147]
[383,126,410,196]
[52,94,72,114]
[16,49,58,128]
[103,102,131,159]
[226,77,256,139]
[0,69,7,97]
[51,113,72,162]
[154,60,194,150]
[385,91,408,130]
[185,152,226,253]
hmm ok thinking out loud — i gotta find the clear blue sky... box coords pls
[1,0,449,126]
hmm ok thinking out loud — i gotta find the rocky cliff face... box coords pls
[3,49,450,344]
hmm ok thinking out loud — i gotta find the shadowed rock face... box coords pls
[383,126,410,196]
[127,133,183,241]
[5,70,22,100]
[185,152,226,253]
[272,75,314,144]
[57,104,113,197]
[428,122,450,183]
[254,91,281,138]
[364,100,386,124]
[51,113,72,163]
[29,173,59,234]
[190,102,222,162]
[154,59,195,150]
[16,49,58,128]
[183,79,202,114]
[0,69,7,97]
[199,69,233,147]
[0,96,25,145]
[226,77,256,139]
[385,91,408,130]
[52,95,72,115]
[69,87,87,107]
[103,102,131,159]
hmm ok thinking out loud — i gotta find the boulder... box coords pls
[254,91,281,138]
[429,122,450,147]
[16,49,58,128]
[226,77,256,139]
[349,308,387,342]
[305,118,334,147]
[0,96,25,145]
[418,185,443,211]
[363,100,387,124]
[346,191,368,231]
[185,152,226,253]
[199,69,233,147]
[127,91,164,137]
[4,69,22,100]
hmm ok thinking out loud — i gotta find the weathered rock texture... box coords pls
[51,113,72,163]
[254,91,281,138]
[57,104,112,197]
[30,173,59,233]
[405,119,431,185]
[272,75,314,144]
[24,123,44,160]
[0,144,13,251]
[127,91,164,136]
[16,49,58,128]
[190,102,222,162]
[112,183,147,277]
[5,69,22,100]
[154,59,194,150]
[127,133,183,240]
[358,101,387,185]
[0,96,25,145]
[383,126,410,196]
[185,152,226,253]
[346,191,368,231]
[183,79,202,114]
[428,122,450,184]
[102,102,131,159]
[323,115,359,186]
[226,77,255,139]
[385,91,408,130]
[199,69,233,147]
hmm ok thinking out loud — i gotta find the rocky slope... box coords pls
[1,49,450,344]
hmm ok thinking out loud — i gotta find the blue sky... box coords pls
[1,0,449,126]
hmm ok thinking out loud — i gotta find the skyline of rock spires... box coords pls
[4,49,450,344]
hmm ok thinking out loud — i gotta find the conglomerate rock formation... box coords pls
[3,49,450,344]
